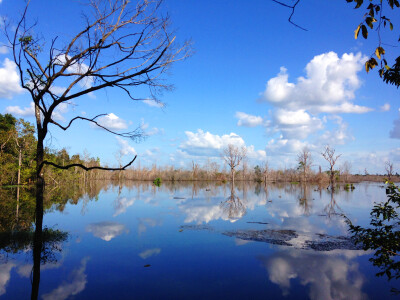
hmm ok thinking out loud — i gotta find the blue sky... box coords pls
[0,0,399,174]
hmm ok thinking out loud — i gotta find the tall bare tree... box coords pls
[4,1,190,298]
[321,145,341,190]
[385,160,394,181]
[297,147,312,182]
[222,144,247,185]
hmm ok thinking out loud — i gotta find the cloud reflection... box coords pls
[138,248,161,259]
[42,257,90,300]
[0,262,15,296]
[113,197,135,217]
[86,222,127,241]
[261,249,367,300]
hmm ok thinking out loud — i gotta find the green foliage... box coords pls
[344,183,355,191]
[345,183,400,282]
[347,0,400,87]
[153,177,162,187]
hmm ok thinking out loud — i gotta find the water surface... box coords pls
[0,181,398,299]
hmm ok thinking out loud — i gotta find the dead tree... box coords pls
[297,147,312,182]
[385,161,394,181]
[5,2,190,298]
[222,144,247,185]
[321,145,341,190]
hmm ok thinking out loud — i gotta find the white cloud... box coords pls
[261,52,371,114]
[179,129,266,161]
[319,116,354,145]
[0,58,24,99]
[379,103,390,112]
[272,109,323,139]
[0,46,8,54]
[55,54,94,89]
[180,129,245,157]
[146,127,164,136]
[97,113,128,130]
[5,102,35,116]
[236,112,263,127]
[138,248,161,259]
[86,222,127,241]
[42,258,89,300]
[5,102,69,121]
[143,99,164,108]
[266,138,309,156]
[116,137,136,156]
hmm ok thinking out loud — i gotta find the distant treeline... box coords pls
[1,114,398,186]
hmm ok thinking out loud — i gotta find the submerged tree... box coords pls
[222,144,247,184]
[321,145,341,190]
[297,147,312,182]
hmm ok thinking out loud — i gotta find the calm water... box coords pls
[0,181,399,299]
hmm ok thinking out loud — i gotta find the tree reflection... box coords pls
[0,188,69,299]
[298,184,312,215]
[220,184,246,221]
[324,189,343,218]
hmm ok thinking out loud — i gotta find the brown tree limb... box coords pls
[38,155,137,176]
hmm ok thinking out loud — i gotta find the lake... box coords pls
[0,181,399,299]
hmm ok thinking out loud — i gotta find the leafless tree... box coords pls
[340,161,352,183]
[385,160,394,180]
[321,145,341,190]
[222,144,247,184]
[297,147,312,182]
[5,1,190,297]
[5,0,190,199]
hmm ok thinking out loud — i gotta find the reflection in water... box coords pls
[220,185,246,221]
[299,184,312,215]
[261,249,367,300]
[0,262,15,296]
[113,196,135,217]
[86,222,127,241]
[139,248,161,259]
[324,190,343,218]
[42,257,89,300]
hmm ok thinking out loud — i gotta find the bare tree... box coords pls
[5,2,190,297]
[297,147,312,182]
[385,161,394,180]
[321,145,341,190]
[340,161,352,183]
[5,0,191,202]
[222,144,247,184]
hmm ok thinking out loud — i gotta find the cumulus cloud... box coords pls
[97,113,128,130]
[261,52,370,114]
[266,138,309,156]
[147,127,164,136]
[5,102,35,116]
[179,129,266,160]
[5,102,69,121]
[86,222,127,241]
[0,58,24,99]
[116,137,136,156]
[236,112,263,127]
[319,116,354,145]
[180,130,245,157]
[379,103,390,112]
[139,248,161,259]
[42,258,89,300]
[143,99,164,108]
[272,109,324,139]
[55,54,94,89]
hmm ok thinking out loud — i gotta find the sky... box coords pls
[0,0,399,174]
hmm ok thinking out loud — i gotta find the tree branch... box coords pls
[272,0,307,31]
[38,155,137,175]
